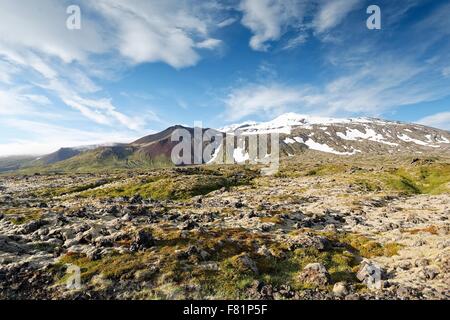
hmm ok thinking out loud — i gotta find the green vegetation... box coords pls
[335,233,403,258]
[53,227,401,299]
[341,162,450,195]
[34,179,114,197]
[1,208,43,225]
[80,167,257,201]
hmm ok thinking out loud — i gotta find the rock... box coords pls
[94,236,114,248]
[397,260,412,270]
[257,245,271,257]
[231,253,259,275]
[247,280,273,300]
[62,230,75,241]
[356,259,383,290]
[0,235,28,254]
[46,238,63,247]
[287,234,329,251]
[234,201,244,208]
[21,219,48,234]
[298,263,330,286]
[333,282,348,297]
[396,285,412,299]
[415,258,429,267]
[63,238,79,248]
[179,220,199,231]
[277,284,295,299]
[129,230,154,252]
[86,247,102,261]
[419,267,439,280]
[121,213,131,221]
[134,266,159,281]
[37,227,49,237]
[260,223,274,232]
[129,195,143,204]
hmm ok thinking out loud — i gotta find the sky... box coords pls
[0,0,449,156]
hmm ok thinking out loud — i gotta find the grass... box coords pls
[402,225,440,235]
[80,167,257,201]
[335,233,403,258]
[349,163,450,195]
[34,179,114,197]
[1,208,43,225]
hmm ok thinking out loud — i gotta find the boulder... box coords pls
[129,230,154,252]
[333,282,348,297]
[298,263,330,286]
[356,259,383,290]
[287,234,329,251]
[231,253,259,275]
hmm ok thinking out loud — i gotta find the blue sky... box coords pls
[0,0,449,155]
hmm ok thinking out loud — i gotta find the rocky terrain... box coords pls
[0,152,449,300]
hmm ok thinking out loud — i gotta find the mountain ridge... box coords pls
[2,113,450,173]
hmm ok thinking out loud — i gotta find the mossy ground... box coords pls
[52,227,401,299]
[1,207,43,225]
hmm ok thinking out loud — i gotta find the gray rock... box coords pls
[179,220,199,231]
[129,230,154,252]
[86,247,102,261]
[333,282,348,297]
[234,253,259,275]
[287,234,329,251]
[356,259,383,289]
[298,263,330,286]
[21,219,47,234]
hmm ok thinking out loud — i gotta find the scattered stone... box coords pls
[129,230,154,252]
[333,282,348,297]
[357,260,383,290]
[179,220,199,231]
[21,219,48,234]
[231,253,259,275]
[298,263,330,287]
[287,234,329,251]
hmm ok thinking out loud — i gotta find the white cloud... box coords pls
[0,88,50,115]
[238,0,360,51]
[417,112,450,130]
[0,0,228,144]
[224,55,450,121]
[0,119,143,156]
[196,39,223,49]
[224,84,306,120]
[282,33,308,50]
[0,0,107,63]
[217,17,237,28]
[89,0,222,68]
[239,0,306,51]
[442,67,450,78]
[313,0,360,34]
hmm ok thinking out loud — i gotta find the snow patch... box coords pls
[294,137,360,155]
[437,136,450,144]
[397,134,439,147]
[337,128,398,146]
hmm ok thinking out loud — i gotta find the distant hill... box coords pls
[2,113,449,173]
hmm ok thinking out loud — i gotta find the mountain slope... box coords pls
[221,113,450,157]
[3,113,450,173]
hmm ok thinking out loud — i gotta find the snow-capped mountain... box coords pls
[221,113,450,157]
